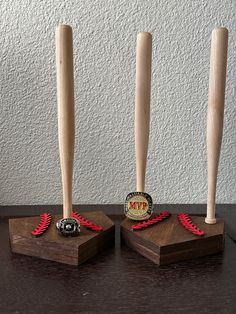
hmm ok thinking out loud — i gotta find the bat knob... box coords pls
[56,218,80,237]
[205,217,217,224]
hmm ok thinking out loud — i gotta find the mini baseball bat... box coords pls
[125,32,153,221]
[56,25,75,220]
[205,27,228,224]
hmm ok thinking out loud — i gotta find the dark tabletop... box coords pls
[0,205,236,314]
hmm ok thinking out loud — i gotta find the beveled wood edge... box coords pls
[120,221,225,266]
[8,212,116,266]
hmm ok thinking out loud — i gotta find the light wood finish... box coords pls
[205,28,228,224]
[9,211,115,266]
[121,215,224,265]
[135,32,152,192]
[56,25,75,219]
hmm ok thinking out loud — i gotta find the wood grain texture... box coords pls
[121,214,224,265]
[135,32,152,192]
[206,27,228,224]
[1,207,236,313]
[56,25,75,219]
[9,211,115,265]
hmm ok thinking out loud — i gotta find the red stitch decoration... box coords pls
[178,213,205,236]
[72,212,103,232]
[31,213,52,237]
[131,211,171,230]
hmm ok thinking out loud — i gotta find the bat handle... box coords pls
[56,25,75,219]
[205,27,228,224]
[135,32,152,192]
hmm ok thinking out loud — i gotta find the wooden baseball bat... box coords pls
[56,25,75,219]
[124,32,153,221]
[135,32,152,192]
[205,27,228,224]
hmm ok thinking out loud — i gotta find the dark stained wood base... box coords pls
[121,214,224,265]
[9,211,115,266]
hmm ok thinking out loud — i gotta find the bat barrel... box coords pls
[135,32,152,192]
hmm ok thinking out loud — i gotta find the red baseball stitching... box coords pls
[31,213,52,237]
[72,212,103,232]
[131,211,171,230]
[178,213,205,236]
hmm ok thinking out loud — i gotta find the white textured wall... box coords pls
[0,0,235,205]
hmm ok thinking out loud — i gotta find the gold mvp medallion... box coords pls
[124,192,153,221]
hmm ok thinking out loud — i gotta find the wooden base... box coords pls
[121,214,224,265]
[9,211,115,266]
